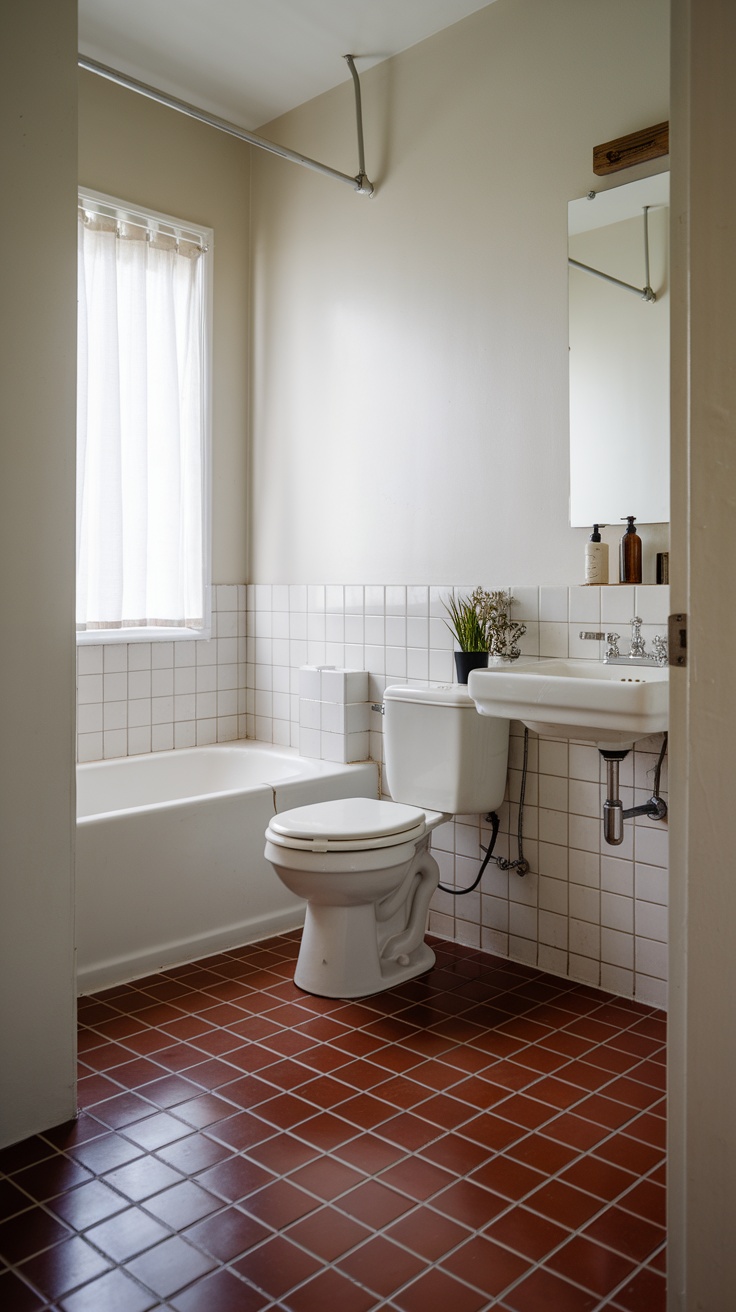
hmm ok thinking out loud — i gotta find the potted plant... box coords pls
[444,587,526,683]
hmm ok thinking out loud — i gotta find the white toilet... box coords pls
[264,683,510,998]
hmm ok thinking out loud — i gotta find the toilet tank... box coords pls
[383,684,510,815]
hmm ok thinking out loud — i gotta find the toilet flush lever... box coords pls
[371,703,385,714]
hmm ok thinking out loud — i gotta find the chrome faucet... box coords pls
[579,621,668,667]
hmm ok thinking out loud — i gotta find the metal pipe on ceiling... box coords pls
[78,54,374,197]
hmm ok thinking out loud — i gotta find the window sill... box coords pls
[76,625,210,646]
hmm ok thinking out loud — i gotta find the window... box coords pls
[76,190,212,641]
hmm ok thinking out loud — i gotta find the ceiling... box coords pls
[78,0,498,130]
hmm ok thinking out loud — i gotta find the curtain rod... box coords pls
[78,54,374,197]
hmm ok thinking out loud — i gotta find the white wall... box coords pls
[0,1,77,1145]
[249,0,669,585]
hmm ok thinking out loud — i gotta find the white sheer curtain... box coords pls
[77,201,206,633]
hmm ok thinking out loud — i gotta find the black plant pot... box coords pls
[454,651,488,684]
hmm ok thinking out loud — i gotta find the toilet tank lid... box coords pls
[384,683,476,708]
[270,797,426,842]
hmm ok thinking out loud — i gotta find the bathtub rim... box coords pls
[77,740,376,824]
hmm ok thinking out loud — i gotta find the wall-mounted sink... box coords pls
[468,657,668,749]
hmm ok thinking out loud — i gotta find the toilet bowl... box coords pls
[263,682,511,999]
[265,796,446,997]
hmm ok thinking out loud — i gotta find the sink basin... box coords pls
[468,657,668,749]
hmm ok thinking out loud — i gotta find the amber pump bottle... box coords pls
[619,516,642,584]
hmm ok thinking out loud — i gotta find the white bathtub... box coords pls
[76,742,378,993]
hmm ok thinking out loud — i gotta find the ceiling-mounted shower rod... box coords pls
[569,206,657,302]
[78,54,374,197]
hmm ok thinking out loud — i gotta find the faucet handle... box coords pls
[652,634,668,666]
[629,616,646,656]
[605,632,620,659]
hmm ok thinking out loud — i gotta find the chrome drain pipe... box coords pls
[599,736,668,846]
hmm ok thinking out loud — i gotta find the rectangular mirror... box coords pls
[568,172,669,527]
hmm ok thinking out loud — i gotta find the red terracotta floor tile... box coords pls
[339,1178,417,1228]
[184,1206,270,1261]
[288,1155,364,1201]
[458,1111,525,1153]
[440,1233,528,1298]
[286,1203,372,1260]
[1,937,668,1312]
[12,1156,92,1201]
[86,1204,171,1262]
[169,1266,269,1311]
[394,1264,489,1312]
[337,1233,428,1298]
[156,1132,232,1175]
[372,1111,441,1151]
[59,1266,158,1312]
[501,1263,600,1312]
[232,1233,322,1297]
[559,1154,637,1202]
[121,1110,194,1152]
[545,1232,637,1297]
[483,1204,572,1262]
[386,1206,470,1261]
[244,1130,317,1176]
[0,1268,47,1310]
[505,1131,579,1175]
[592,1133,665,1177]
[124,1233,217,1299]
[431,1178,507,1230]
[525,1176,605,1230]
[142,1178,222,1228]
[618,1176,667,1226]
[608,1261,667,1310]
[17,1234,112,1300]
[287,1264,377,1312]
[583,1205,665,1263]
[102,1154,184,1202]
[240,1176,320,1228]
[377,1154,455,1201]
[47,1178,128,1230]
[335,1132,407,1174]
[469,1153,546,1201]
[66,1132,143,1175]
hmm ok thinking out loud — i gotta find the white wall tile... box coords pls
[601,854,635,898]
[74,579,670,1007]
[128,726,153,755]
[568,586,601,624]
[539,587,568,622]
[538,739,568,777]
[151,642,174,669]
[636,900,668,941]
[78,645,103,676]
[635,862,668,905]
[601,963,634,997]
[634,822,669,868]
[103,644,127,673]
[129,643,152,670]
[539,622,568,657]
[568,848,599,888]
[103,672,127,702]
[570,919,600,958]
[77,732,103,762]
[103,728,127,759]
[103,701,127,731]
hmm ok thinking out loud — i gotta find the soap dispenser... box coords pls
[585,525,609,584]
[619,516,642,584]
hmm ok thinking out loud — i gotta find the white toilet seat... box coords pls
[266,797,428,854]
